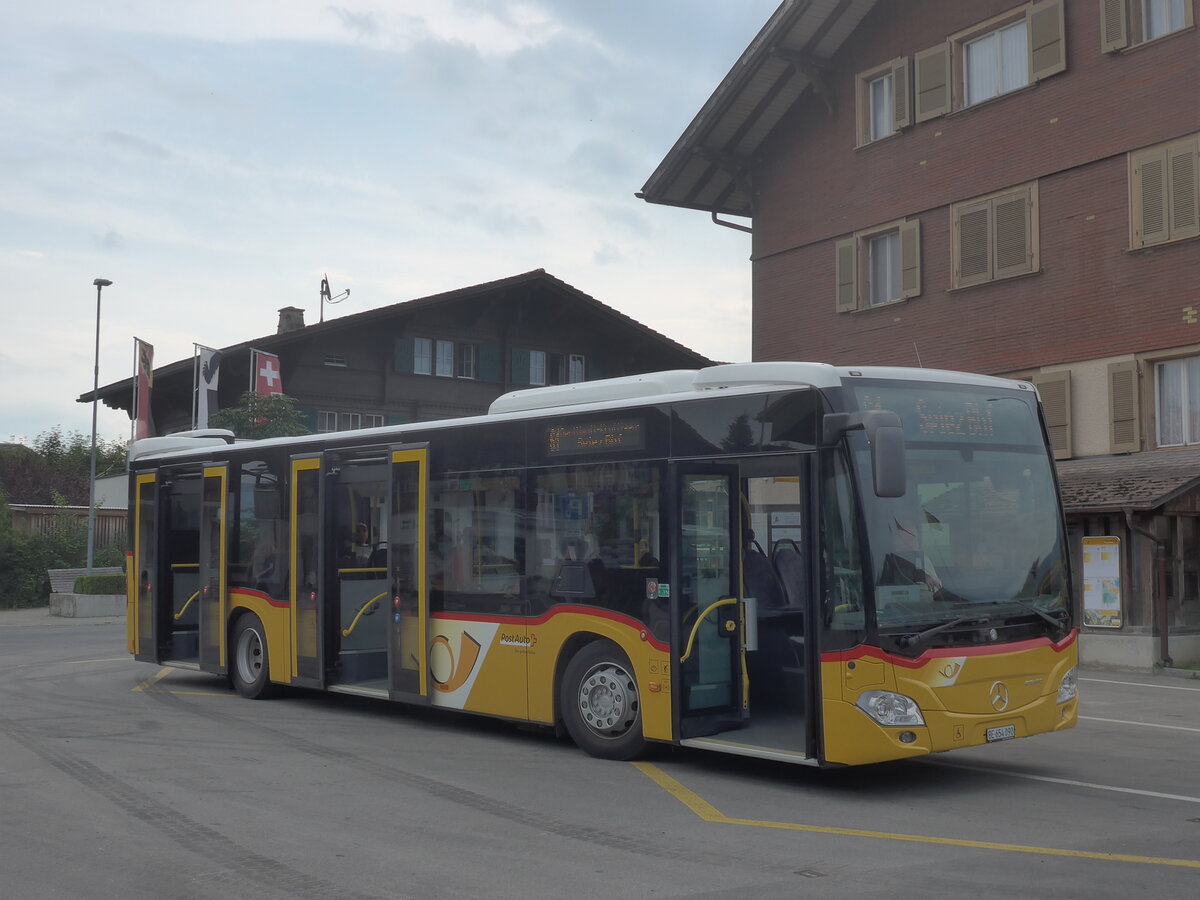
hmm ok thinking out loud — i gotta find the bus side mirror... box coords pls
[823,410,907,498]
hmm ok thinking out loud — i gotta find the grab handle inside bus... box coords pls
[822,410,906,498]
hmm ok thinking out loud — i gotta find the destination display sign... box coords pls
[853,384,1040,445]
[546,418,645,456]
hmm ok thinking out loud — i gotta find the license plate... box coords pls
[986,724,1016,742]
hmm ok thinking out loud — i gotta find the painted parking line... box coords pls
[1081,715,1200,734]
[632,762,1200,869]
[1081,677,1200,692]
[923,757,1200,805]
[132,667,232,698]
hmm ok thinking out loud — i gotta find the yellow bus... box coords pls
[126,362,1078,765]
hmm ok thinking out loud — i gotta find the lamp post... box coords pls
[87,278,112,574]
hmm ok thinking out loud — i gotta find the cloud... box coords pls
[93,228,126,250]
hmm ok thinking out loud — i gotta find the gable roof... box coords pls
[639,0,878,217]
[79,269,713,409]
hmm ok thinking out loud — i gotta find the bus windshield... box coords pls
[849,381,1069,648]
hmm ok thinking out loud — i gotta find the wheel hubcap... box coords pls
[578,662,639,738]
[237,628,264,683]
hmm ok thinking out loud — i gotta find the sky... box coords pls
[0,0,780,445]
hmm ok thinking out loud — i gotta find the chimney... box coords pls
[277,306,305,334]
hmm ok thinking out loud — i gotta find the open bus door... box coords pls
[290,455,324,688]
[132,472,158,661]
[197,464,228,674]
[671,463,746,740]
[388,446,430,703]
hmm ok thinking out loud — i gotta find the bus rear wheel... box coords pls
[561,640,644,760]
[231,613,278,699]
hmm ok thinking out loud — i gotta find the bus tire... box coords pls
[231,613,277,700]
[560,640,645,760]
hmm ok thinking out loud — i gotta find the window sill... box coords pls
[947,267,1041,294]
[854,129,906,152]
[1127,232,1199,254]
[1115,24,1196,55]
[945,80,1038,120]
[845,297,912,314]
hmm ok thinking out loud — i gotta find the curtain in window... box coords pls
[870,74,892,140]
[966,21,1027,106]
[1158,360,1185,445]
[1145,0,1186,40]
[869,232,900,305]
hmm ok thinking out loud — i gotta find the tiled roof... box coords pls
[1055,449,1200,513]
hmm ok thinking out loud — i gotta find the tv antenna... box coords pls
[319,273,350,323]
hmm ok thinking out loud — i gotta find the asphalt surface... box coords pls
[3,609,1199,899]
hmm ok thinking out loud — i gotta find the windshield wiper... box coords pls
[1009,599,1070,636]
[897,616,989,649]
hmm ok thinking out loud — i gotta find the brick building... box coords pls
[641,0,1200,667]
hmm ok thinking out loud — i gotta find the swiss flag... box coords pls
[254,351,283,396]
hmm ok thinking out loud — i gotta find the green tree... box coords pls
[209,391,311,440]
[0,428,126,505]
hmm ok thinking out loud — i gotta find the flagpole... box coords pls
[87,278,112,574]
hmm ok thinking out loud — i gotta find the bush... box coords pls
[74,573,127,595]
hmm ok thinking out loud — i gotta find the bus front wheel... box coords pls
[231,613,278,700]
[561,640,644,760]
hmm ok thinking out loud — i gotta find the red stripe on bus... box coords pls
[432,605,670,653]
[820,628,1077,668]
[229,587,290,609]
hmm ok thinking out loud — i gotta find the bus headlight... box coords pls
[856,690,925,727]
[1057,666,1078,704]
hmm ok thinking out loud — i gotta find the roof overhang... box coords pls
[1056,449,1200,515]
[638,0,878,218]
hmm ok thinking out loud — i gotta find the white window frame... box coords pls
[868,73,894,141]
[867,230,901,306]
[317,410,338,433]
[568,354,586,384]
[363,414,384,429]
[457,343,477,380]
[435,340,454,377]
[963,19,1029,106]
[413,338,433,376]
[1144,0,1188,39]
[530,350,547,386]
[1156,356,1200,447]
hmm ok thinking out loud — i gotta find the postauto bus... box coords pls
[126,362,1078,765]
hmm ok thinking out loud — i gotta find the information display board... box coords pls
[1082,536,1122,628]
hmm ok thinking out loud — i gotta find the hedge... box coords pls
[74,573,127,595]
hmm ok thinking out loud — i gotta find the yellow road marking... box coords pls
[131,667,232,698]
[632,762,1200,869]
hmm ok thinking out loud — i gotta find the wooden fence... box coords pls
[8,505,128,549]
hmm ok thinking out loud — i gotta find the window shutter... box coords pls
[835,237,858,312]
[1167,138,1199,241]
[1029,0,1066,81]
[899,220,921,298]
[1108,360,1140,453]
[298,407,318,433]
[509,346,530,385]
[1100,0,1129,52]
[955,201,992,286]
[394,336,415,374]
[891,58,912,131]
[478,343,501,383]
[993,189,1033,279]
[1034,371,1072,459]
[914,44,951,122]
[1133,147,1170,247]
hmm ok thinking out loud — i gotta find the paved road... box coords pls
[2,611,1199,899]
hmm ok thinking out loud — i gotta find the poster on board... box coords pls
[1082,536,1122,628]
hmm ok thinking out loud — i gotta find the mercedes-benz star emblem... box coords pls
[990,681,1010,712]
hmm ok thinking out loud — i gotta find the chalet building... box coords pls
[83,269,713,436]
[641,0,1200,668]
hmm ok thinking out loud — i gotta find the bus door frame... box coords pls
[132,470,160,662]
[388,444,430,704]
[197,463,229,674]
[669,460,747,740]
[290,454,326,689]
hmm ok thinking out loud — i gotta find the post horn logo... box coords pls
[989,680,1010,712]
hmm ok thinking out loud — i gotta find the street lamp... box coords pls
[87,277,112,574]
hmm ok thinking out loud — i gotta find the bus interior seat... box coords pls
[771,539,806,612]
[743,534,785,609]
